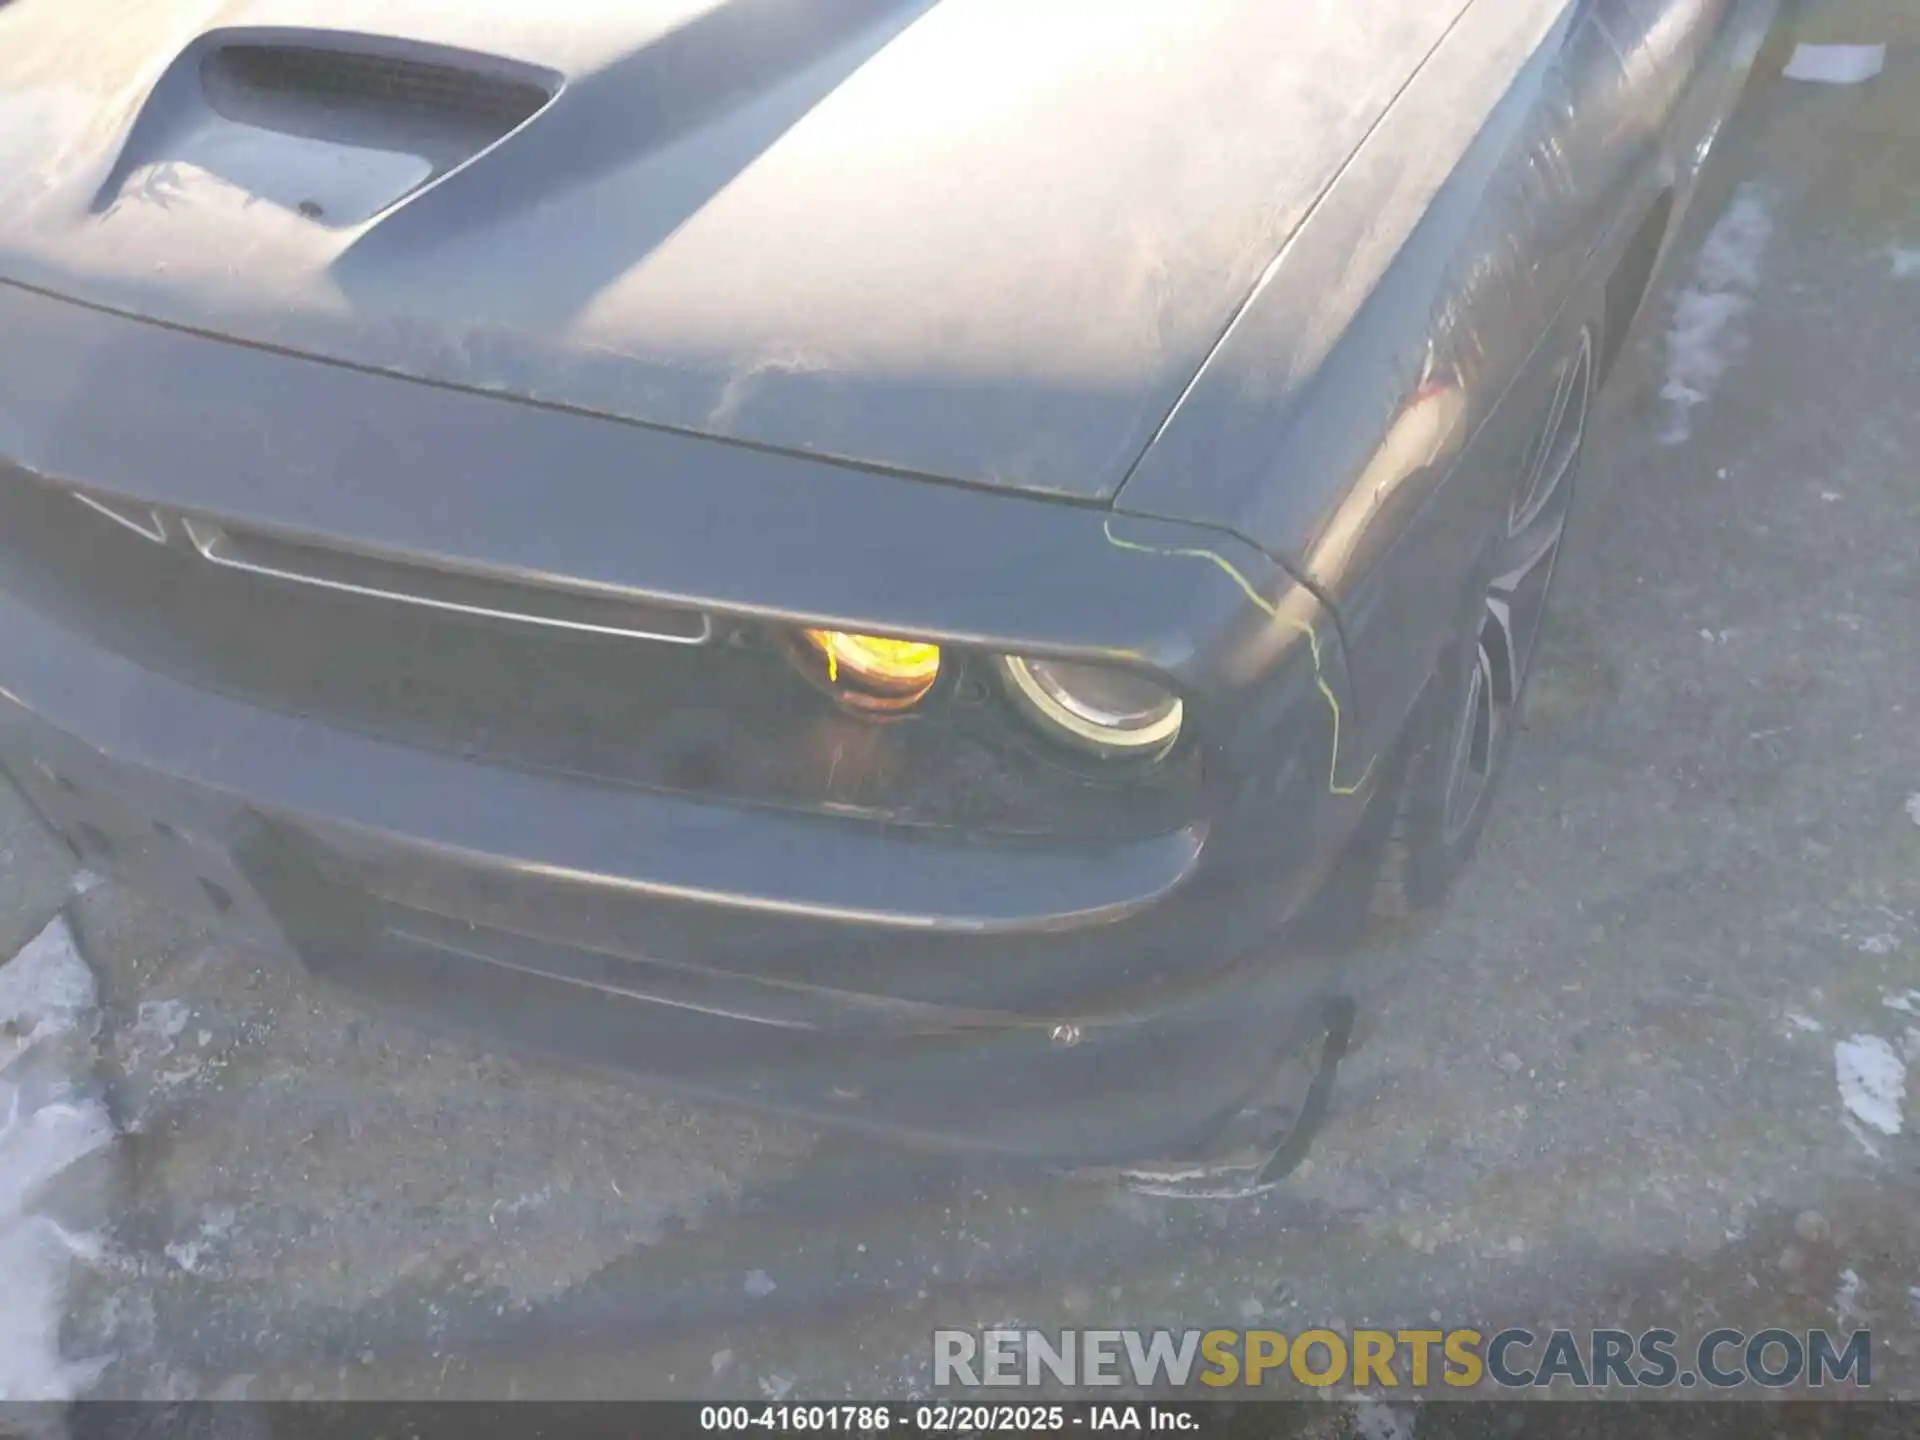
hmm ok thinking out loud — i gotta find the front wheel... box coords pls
[1371,319,1597,918]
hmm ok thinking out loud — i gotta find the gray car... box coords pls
[0,0,1778,1175]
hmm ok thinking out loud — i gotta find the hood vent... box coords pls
[201,43,553,137]
[94,31,559,228]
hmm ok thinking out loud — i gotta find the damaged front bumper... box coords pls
[0,282,1376,1163]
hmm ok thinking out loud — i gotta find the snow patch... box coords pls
[1783,1010,1823,1036]
[0,915,99,1062]
[133,999,190,1049]
[1835,1268,1864,1326]
[0,916,115,1402]
[1835,1035,1906,1136]
[0,1099,111,1221]
[1660,187,1773,443]
[1354,1399,1420,1440]
[1857,933,1900,956]
[1884,991,1920,1016]
[1783,44,1886,85]
[162,1239,209,1275]
[1906,793,1920,828]
[164,1209,235,1276]
[1893,249,1920,281]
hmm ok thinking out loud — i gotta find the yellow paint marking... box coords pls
[1101,520,1376,797]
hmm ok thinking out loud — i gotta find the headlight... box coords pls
[998,656,1183,756]
[800,629,942,710]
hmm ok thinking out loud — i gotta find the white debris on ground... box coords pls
[1834,1035,1907,1138]
[131,999,189,1050]
[1660,185,1774,444]
[0,914,115,1403]
[0,917,96,1055]
[757,1373,796,1401]
[1782,43,1887,86]
[1352,1398,1420,1440]
[745,1269,778,1299]
[163,1208,236,1276]
[1835,1268,1865,1327]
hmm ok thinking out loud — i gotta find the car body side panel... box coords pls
[1118,0,1777,769]
[0,0,1471,500]
[1321,0,1780,772]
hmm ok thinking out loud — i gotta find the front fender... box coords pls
[1117,0,1757,764]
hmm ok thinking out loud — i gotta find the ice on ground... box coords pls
[0,915,115,1403]
[1660,187,1772,444]
[1834,1035,1906,1137]
[1782,44,1886,86]
[0,914,99,1065]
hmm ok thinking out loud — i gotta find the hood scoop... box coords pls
[95,31,558,229]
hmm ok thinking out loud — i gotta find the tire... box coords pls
[1370,315,1600,920]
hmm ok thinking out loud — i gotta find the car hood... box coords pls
[0,0,1469,501]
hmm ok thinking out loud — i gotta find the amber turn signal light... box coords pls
[799,630,942,711]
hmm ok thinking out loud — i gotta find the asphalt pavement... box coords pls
[2,7,1917,1424]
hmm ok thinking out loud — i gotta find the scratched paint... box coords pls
[1101,520,1376,797]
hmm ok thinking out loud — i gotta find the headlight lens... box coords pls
[800,629,942,709]
[998,656,1183,755]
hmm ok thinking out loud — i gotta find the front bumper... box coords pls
[0,583,1353,1163]
[0,281,1372,1162]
